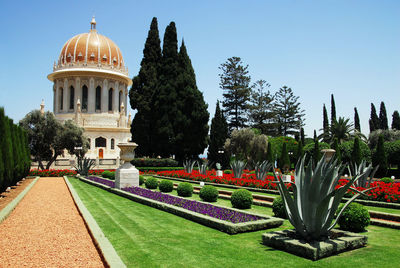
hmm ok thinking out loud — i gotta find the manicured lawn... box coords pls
[68,177,400,267]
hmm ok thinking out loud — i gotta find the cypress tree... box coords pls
[129,17,162,157]
[313,130,321,162]
[369,103,379,132]
[208,101,228,167]
[354,107,361,132]
[392,110,400,130]
[21,129,31,176]
[174,40,209,161]
[373,135,387,176]
[153,22,179,157]
[332,138,341,163]
[0,147,3,191]
[322,104,329,142]
[266,142,274,164]
[0,108,14,191]
[8,119,21,184]
[300,127,305,145]
[296,141,304,163]
[279,142,290,172]
[379,101,389,130]
[351,137,361,166]
[331,94,336,127]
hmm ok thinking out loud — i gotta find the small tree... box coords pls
[351,137,362,166]
[279,142,290,172]
[331,94,336,126]
[354,107,361,132]
[313,130,321,163]
[266,143,274,164]
[392,110,400,130]
[373,135,387,176]
[208,101,229,167]
[322,104,329,142]
[379,101,389,130]
[300,127,305,145]
[369,103,379,132]
[0,107,14,191]
[296,140,304,163]
[332,138,341,163]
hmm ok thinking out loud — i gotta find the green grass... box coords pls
[68,177,400,268]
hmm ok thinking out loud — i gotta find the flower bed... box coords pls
[29,169,104,177]
[87,176,115,188]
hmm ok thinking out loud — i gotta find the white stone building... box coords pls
[47,18,132,167]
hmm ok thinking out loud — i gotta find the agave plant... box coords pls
[255,160,272,181]
[348,161,378,188]
[74,156,95,176]
[197,161,208,175]
[183,159,196,173]
[275,155,376,241]
[230,160,246,179]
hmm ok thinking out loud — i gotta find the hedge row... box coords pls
[0,107,31,192]
[131,158,178,167]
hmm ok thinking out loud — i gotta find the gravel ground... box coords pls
[0,178,34,211]
[0,177,105,267]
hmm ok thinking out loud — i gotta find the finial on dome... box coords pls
[90,16,96,31]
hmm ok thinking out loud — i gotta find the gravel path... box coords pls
[0,177,105,267]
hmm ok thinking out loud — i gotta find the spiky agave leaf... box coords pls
[230,160,246,179]
[255,160,272,181]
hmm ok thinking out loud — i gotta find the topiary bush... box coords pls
[144,177,159,189]
[337,203,370,232]
[272,196,287,219]
[159,179,173,193]
[177,182,193,197]
[231,189,253,209]
[199,185,219,202]
[224,170,232,174]
[380,177,394,183]
[139,175,145,185]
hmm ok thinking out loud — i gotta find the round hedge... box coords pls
[144,177,159,189]
[380,177,394,183]
[177,182,193,197]
[199,185,219,202]
[272,196,287,219]
[159,179,174,193]
[102,171,115,180]
[224,170,232,174]
[139,175,145,185]
[231,189,253,209]
[337,203,370,232]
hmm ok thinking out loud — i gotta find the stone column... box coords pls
[54,83,59,114]
[101,79,108,112]
[88,77,95,113]
[63,78,68,113]
[113,81,119,113]
[124,87,128,116]
[75,77,81,113]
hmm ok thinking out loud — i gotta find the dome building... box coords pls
[47,17,132,165]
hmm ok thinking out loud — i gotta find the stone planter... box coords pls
[115,142,139,189]
[216,170,223,177]
[262,229,367,260]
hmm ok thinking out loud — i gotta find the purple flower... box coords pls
[87,176,115,188]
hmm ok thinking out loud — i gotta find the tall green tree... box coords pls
[9,120,22,184]
[247,80,275,135]
[379,101,389,130]
[208,101,229,167]
[313,130,321,162]
[392,110,400,130]
[279,142,290,172]
[322,104,329,142]
[354,107,361,132]
[296,140,304,163]
[351,137,362,166]
[0,107,14,191]
[173,40,209,160]
[332,138,341,162]
[300,127,305,145]
[331,94,336,126]
[273,86,305,137]
[129,17,162,157]
[369,103,379,132]
[266,142,274,164]
[373,135,387,176]
[219,57,251,131]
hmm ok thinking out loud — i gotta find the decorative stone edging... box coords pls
[0,177,39,224]
[79,176,284,234]
[64,176,126,268]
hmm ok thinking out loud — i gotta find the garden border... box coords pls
[78,176,284,234]
[64,176,126,268]
[0,176,39,224]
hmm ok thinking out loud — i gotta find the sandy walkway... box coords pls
[0,177,105,267]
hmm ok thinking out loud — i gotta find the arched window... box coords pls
[82,85,88,110]
[119,90,122,112]
[96,86,101,111]
[69,86,75,110]
[108,88,113,111]
[111,138,115,150]
[95,137,106,148]
[59,87,64,111]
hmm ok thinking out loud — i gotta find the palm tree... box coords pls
[327,117,365,144]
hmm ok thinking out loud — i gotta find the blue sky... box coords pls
[0,0,399,138]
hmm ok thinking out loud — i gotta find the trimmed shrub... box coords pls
[145,177,159,189]
[380,177,394,183]
[177,182,193,197]
[139,175,145,185]
[337,203,370,232]
[231,189,253,209]
[159,179,173,193]
[102,171,115,180]
[272,196,287,219]
[224,170,232,174]
[199,185,219,202]
[131,158,178,167]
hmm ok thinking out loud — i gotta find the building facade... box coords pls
[47,17,132,165]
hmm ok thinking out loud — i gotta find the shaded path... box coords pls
[0,177,104,267]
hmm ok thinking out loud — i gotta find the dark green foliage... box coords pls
[208,101,229,168]
[327,117,359,144]
[0,107,14,191]
[224,170,232,174]
[303,142,330,159]
[337,203,370,232]
[279,142,291,172]
[373,135,387,176]
[300,127,305,145]
[332,138,341,162]
[131,158,178,167]
[369,103,379,132]
[392,111,400,130]
[339,140,370,164]
[313,131,321,162]
[384,140,400,167]
[272,196,287,219]
[331,94,336,126]
[354,107,361,132]
[219,57,251,131]
[266,143,274,164]
[102,171,115,180]
[0,147,3,192]
[159,179,174,193]
[177,182,193,197]
[268,136,298,164]
[9,120,22,184]
[322,104,329,142]
[273,86,305,137]
[139,175,145,185]
[199,185,219,202]
[145,177,159,189]
[351,137,362,166]
[230,189,253,209]
[379,101,389,130]
[380,177,394,183]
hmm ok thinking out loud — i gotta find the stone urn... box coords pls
[115,142,139,189]
[321,149,336,162]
